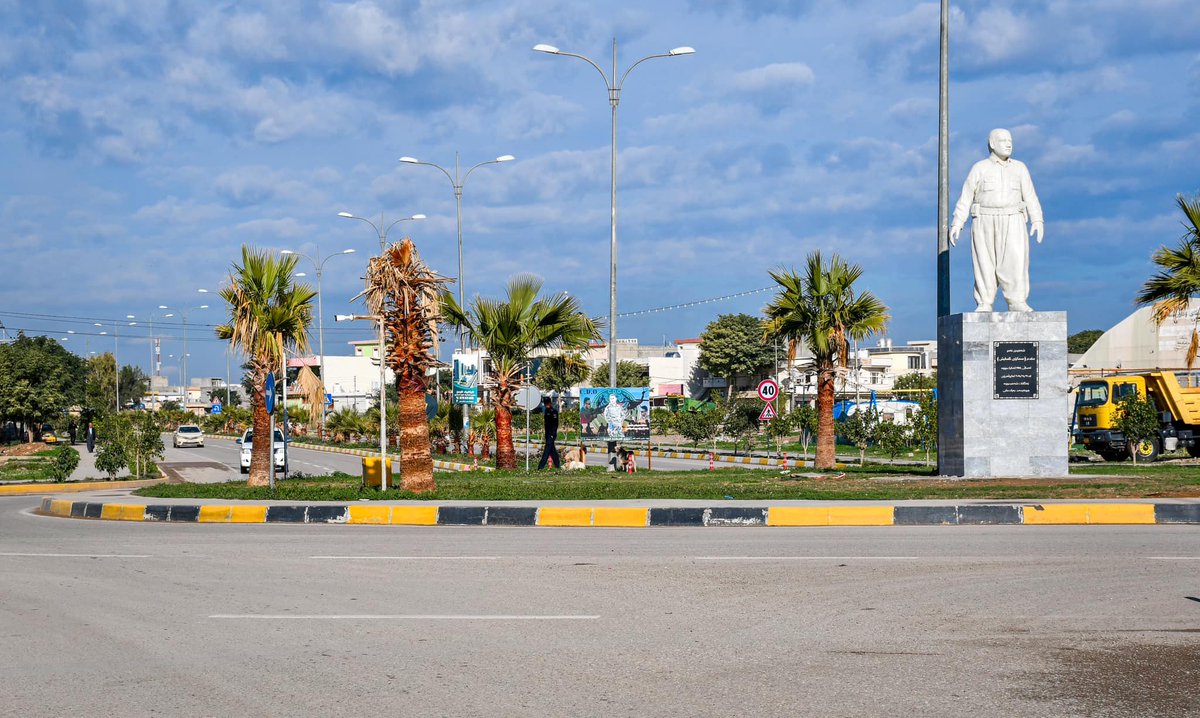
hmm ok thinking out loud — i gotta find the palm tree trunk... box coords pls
[495,404,515,469]
[815,365,837,469]
[247,366,271,487]
[396,378,435,492]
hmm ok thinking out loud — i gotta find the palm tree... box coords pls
[356,239,450,492]
[441,274,601,469]
[763,251,889,469]
[214,247,315,486]
[1136,194,1200,373]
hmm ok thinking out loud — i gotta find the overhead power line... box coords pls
[618,287,773,319]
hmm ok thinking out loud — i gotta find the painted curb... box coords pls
[0,478,163,496]
[36,498,1200,527]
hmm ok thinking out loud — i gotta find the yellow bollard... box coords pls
[361,457,394,489]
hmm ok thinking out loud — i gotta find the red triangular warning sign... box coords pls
[758,403,777,421]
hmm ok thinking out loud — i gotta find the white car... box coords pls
[238,428,287,474]
[173,424,205,448]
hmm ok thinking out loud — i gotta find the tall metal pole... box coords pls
[114,323,120,411]
[316,258,327,435]
[609,38,619,391]
[937,0,950,317]
[454,153,465,348]
[379,315,387,491]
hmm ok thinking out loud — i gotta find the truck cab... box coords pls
[1073,371,1200,462]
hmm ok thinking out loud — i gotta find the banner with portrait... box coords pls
[579,387,650,443]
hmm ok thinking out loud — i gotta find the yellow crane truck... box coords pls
[1073,371,1200,462]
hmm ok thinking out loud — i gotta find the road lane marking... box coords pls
[1148,557,1200,560]
[310,556,500,560]
[210,614,599,620]
[695,556,920,561]
[0,557,152,561]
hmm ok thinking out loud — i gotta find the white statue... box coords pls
[950,128,1044,312]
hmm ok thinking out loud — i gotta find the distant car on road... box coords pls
[41,423,59,444]
[238,428,286,474]
[173,424,205,448]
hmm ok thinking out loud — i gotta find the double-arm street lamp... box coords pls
[397,152,514,348]
[533,39,694,389]
[281,247,357,435]
[162,290,210,397]
[94,316,136,410]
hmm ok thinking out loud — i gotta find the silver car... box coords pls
[173,424,205,448]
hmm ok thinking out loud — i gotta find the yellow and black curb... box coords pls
[36,498,1200,527]
[0,478,162,496]
[210,435,493,472]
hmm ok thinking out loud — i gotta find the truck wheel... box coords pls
[1187,443,1200,459]
[1131,439,1160,463]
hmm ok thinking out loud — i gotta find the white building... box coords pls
[1074,300,1200,375]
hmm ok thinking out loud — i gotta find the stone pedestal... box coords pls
[937,312,1069,477]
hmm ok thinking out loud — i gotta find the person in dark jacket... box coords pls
[85,422,96,453]
[68,420,77,445]
[537,396,560,470]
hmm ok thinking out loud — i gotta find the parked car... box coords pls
[41,423,59,444]
[173,424,205,448]
[238,428,286,473]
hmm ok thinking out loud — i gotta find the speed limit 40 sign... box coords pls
[757,379,779,402]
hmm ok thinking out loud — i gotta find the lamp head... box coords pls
[199,305,209,310]
[411,214,427,220]
[533,44,559,54]
[669,46,695,56]
[342,249,356,254]
[398,157,419,164]
[280,249,295,255]
[495,154,515,162]
[337,211,355,218]
[197,288,209,293]
[335,314,353,322]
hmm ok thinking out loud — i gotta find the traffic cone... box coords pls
[627,455,635,473]
[781,452,789,470]
[709,452,715,471]
[549,456,555,469]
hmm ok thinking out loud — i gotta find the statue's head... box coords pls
[988,128,1013,160]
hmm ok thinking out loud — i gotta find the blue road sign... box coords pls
[264,373,276,414]
[325,392,333,408]
[211,403,222,415]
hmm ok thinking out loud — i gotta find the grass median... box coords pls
[132,461,1200,502]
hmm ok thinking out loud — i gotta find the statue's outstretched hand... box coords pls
[949,225,961,247]
[1031,222,1044,244]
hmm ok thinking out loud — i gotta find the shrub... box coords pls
[50,445,79,481]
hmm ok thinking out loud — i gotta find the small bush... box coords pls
[50,445,80,482]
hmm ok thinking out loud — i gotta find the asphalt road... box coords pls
[2,496,1197,717]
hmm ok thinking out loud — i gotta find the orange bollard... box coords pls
[709,452,715,471]
[781,452,789,470]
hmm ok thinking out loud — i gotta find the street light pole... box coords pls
[281,247,356,436]
[397,153,514,349]
[534,39,694,390]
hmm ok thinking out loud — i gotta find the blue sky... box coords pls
[1,0,1198,382]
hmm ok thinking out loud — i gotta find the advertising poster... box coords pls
[579,387,650,442]
[452,352,480,405]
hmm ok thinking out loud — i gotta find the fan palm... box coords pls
[215,247,315,486]
[1135,194,1200,371]
[441,274,601,469]
[355,238,450,492]
[763,251,889,469]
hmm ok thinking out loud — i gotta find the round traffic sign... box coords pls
[515,386,542,410]
[757,379,779,402]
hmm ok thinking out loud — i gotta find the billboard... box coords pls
[452,352,480,405]
[579,387,650,443]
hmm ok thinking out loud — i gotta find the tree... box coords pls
[209,388,243,408]
[764,252,890,469]
[118,365,150,408]
[838,407,878,466]
[1067,330,1104,355]
[533,353,590,394]
[0,333,85,433]
[356,239,451,492]
[722,399,761,456]
[96,412,164,479]
[792,404,818,460]
[910,390,938,464]
[1114,392,1160,464]
[697,313,774,399]
[1135,193,1200,372]
[893,372,936,391]
[675,407,722,449]
[589,360,648,388]
[214,247,315,487]
[876,420,909,461]
[85,353,118,415]
[441,274,601,469]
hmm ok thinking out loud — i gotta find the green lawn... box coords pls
[133,460,1200,502]
[0,457,56,483]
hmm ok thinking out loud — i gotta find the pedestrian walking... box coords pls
[85,422,96,453]
[537,396,560,470]
[68,420,77,445]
